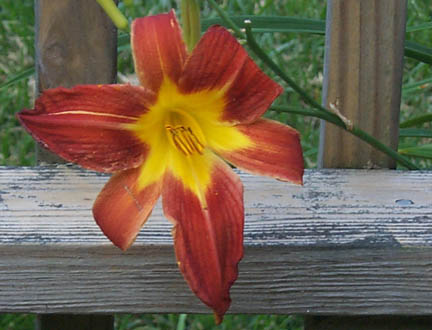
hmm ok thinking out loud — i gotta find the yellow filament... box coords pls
[166,125,205,156]
[165,109,206,156]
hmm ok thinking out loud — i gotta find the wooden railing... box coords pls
[2,0,431,329]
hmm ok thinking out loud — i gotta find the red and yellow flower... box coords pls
[18,11,303,322]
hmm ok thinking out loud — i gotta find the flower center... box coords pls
[165,110,206,156]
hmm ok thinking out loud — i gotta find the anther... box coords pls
[166,125,205,156]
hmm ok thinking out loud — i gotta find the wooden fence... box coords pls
[2,0,431,329]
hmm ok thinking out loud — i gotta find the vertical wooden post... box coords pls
[34,0,117,329]
[318,0,406,169]
[310,0,427,329]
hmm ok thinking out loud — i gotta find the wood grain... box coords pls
[35,0,117,90]
[1,166,431,314]
[319,0,407,169]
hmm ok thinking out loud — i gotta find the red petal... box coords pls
[179,26,283,124]
[93,167,162,251]
[162,156,243,322]
[217,119,304,184]
[17,85,154,172]
[131,10,187,92]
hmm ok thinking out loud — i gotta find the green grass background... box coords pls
[0,0,431,328]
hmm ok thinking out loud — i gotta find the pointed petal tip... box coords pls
[280,174,303,186]
[92,168,162,252]
[95,219,134,251]
[216,119,304,184]
[282,168,304,186]
[213,311,224,325]
[163,158,243,324]
[93,208,136,251]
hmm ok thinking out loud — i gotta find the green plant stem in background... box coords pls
[399,128,432,138]
[96,0,129,31]
[176,314,187,330]
[0,67,34,90]
[181,0,201,52]
[271,106,419,170]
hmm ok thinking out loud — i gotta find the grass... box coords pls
[0,1,34,165]
[0,0,431,328]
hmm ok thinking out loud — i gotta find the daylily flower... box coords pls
[18,11,303,322]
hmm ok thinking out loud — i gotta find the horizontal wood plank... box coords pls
[0,166,431,315]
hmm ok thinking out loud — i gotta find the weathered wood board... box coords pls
[0,166,431,314]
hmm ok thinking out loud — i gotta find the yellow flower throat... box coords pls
[126,78,251,193]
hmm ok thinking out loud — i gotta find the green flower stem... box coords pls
[176,314,187,330]
[181,0,201,52]
[96,0,129,32]
[271,106,420,170]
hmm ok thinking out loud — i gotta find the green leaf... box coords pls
[399,144,432,159]
[404,40,432,65]
[400,113,432,128]
[402,77,432,95]
[406,22,432,33]
[0,66,34,90]
[118,32,129,47]
[202,15,325,34]
[399,128,432,138]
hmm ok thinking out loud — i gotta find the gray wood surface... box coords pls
[319,0,407,169]
[1,166,431,315]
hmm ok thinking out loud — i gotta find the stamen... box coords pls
[166,125,205,156]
